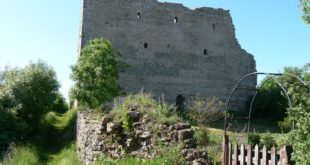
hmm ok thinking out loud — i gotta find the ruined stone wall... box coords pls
[79,0,256,110]
[76,111,208,165]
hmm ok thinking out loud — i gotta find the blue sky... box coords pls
[0,0,309,99]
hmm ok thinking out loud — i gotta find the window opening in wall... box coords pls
[137,12,141,19]
[204,49,208,55]
[174,17,178,23]
[212,23,215,30]
[144,43,148,48]
[167,44,170,48]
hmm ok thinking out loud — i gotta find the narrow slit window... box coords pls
[144,43,148,48]
[212,23,215,30]
[204,49,208,55]
[174,17,178,23]
[137,12,141,19]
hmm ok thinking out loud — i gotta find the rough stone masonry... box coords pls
[78,0,256,110]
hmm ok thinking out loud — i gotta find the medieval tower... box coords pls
[78,0,256,110]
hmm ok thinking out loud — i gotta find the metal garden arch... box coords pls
[224,72,309,135]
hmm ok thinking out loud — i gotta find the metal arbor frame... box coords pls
[223,72,309,135]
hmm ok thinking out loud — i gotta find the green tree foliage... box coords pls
[248,66,307,123]
[248,79,287,121]
[284,63,310,164]
[70,38,126,109]
[254,63,310,164]
[0,61,65,129]
[301,0,310,25]
[0,110,29,151]
[0,61,67,151]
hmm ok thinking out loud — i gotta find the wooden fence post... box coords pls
[270,146,276,165]
[262,145,267,165]
[233,144,238,165]
[247,145,252,164]
[228,143,232,165]
[240,144,245,165]
[222,135,229,165]
[254,144,260,165]
[279,146,289,165]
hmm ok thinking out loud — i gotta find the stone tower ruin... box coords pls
[78,0,257,110]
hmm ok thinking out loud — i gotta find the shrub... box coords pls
[246,79,287,121]
[260,133,276,149]
[51,93,68,114]
[0,110,29,152]
[247,133,260,146]
[110,93,181,131]
[186,97,224,125]
[194,126,210,146]
[278,116,293,132]
[206,134,222,165]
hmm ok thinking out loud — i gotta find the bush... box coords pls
[111,93,181,131]
[246,79,287,121]
[260,133,276,149]
[194,126,210,146]
[0,110,29,152]
[186,97,224,125]
[51,93,68,114]
[1,144,40,165]
[247,133,260,146]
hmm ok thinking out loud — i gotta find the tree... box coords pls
[0,60,67,150]
[283,63,310,164]
[247,79,287,121]
[301,0,310,25]
[0,60,66,130]
[247,66,306,123]
[70,38,126,109]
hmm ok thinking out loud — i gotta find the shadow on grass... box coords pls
[30,109,78,164]
[208,118,282,133]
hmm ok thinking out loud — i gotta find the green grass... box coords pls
[208,118,282,133]
[0,109,79,165]
[93,144,184,165]
[1,145,40,165]
[111,93,182,130]
[47,143,81,165]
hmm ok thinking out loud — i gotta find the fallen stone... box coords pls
[140,131,151,139]
[106,122,120,133]
[174,122,191,130]
[193,158,208,165]
[102,114,113,125]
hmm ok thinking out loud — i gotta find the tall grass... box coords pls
[1,145,40,165]
[47,143,81,165]
[111,93,182,126]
